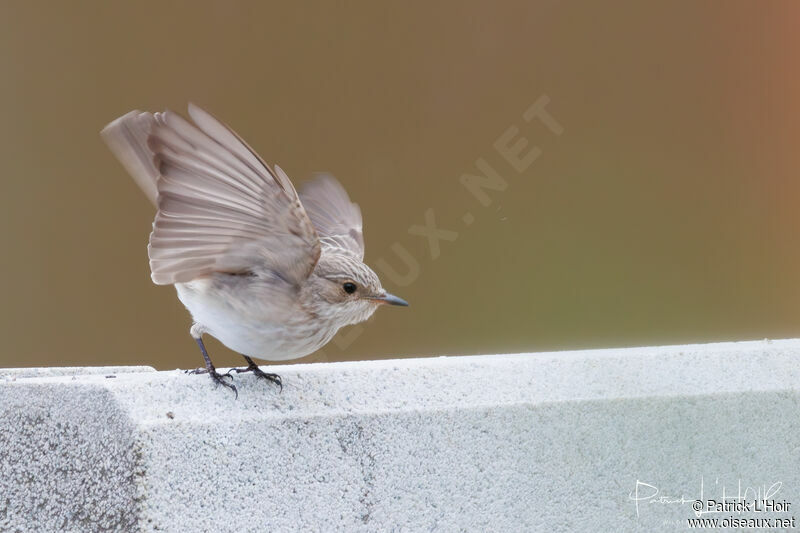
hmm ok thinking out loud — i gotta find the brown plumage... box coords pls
[101,104,407,397]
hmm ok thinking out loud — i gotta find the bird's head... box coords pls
[308,253,408,326]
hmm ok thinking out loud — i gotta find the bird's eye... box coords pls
[342,282,357,294]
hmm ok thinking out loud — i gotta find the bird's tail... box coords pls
[100,110,159,206]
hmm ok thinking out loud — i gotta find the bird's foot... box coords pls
[231,362,282,392]
[185,367,238,398]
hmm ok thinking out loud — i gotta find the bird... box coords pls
[101,103,408,397]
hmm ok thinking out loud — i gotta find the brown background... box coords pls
[2,1,799,370]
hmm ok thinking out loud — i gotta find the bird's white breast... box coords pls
[175,277,339,361]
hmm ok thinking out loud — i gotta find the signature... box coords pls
[629,478,783,518]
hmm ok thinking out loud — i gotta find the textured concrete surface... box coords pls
[2,339,800,532]
[0,365,155,380]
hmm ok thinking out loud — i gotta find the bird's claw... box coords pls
[209,370,238,398]
[186,366,238,398]
[186,367,233,380]
[231,363,283,392]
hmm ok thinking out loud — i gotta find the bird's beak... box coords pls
[372,292,409,307]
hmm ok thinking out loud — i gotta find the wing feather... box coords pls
[299,174,364,260]
[100,111,160,205]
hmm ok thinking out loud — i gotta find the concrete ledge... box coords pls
[1,365,156,380]
[2,339,800,532]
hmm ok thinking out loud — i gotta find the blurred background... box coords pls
[1,1,799,369]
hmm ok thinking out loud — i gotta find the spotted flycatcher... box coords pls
[101,104,408,396]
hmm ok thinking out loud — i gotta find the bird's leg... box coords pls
[230,355,283,392]
[185,324,238,398]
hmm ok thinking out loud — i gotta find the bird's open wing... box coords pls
[299,174,364,260]
[103,104,320,285]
